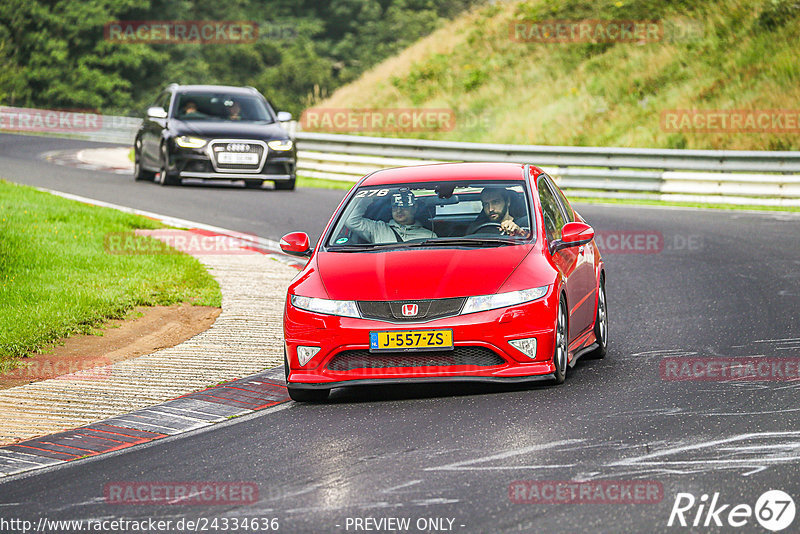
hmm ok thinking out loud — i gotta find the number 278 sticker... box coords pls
[354,189,390,198]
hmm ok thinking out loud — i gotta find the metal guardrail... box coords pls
[2,106,798,205]
[295,132,800,173]
[0,107,140,145]
[295,132,800,206]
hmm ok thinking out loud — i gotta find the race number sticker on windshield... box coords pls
[354,188,390,198]
[369,330,453,352]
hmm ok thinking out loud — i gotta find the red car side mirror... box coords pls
[550,222,595,254]
[280,232,312,257]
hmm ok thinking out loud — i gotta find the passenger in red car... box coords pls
[345,188,436,243]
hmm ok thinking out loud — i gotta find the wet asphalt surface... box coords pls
[1,133,799,533]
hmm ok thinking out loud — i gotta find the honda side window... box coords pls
[543,174,574,223]
[537,177,565,242]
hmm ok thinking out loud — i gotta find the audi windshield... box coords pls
[173,92,275,123]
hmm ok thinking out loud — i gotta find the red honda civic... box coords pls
[280,163,607,401]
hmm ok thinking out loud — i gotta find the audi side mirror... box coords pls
[147,107,168,119]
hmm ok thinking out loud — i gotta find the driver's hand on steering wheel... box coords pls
[500,219,527,237]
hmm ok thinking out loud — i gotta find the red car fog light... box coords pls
[508,337,537,360]
[297,346,321,366]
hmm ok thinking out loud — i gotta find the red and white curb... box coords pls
[0,189,308,478]
[42,149,132,175]
[36,187,307,268]
[0,368,289,478]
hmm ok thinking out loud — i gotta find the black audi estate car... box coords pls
[134,84,297,190]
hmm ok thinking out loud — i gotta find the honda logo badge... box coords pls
[401,304,419,317]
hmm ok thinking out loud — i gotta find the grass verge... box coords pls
[298,175,355,190]
[316,0,800,151]
[0,180,221,371]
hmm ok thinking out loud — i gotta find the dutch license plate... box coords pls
[218,152,258,164]
[369,329,453,352]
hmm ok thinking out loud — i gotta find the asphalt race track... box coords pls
[0,134,344,244]
[1,133,799,533]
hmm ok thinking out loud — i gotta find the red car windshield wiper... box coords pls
[327,237,521,252]
[405,237,519,247]
[327,242,411,252]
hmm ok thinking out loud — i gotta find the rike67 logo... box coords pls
[668,490,796,531]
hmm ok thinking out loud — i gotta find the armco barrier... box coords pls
[2,106,798,205]
[0,106,140,145]
[294,132,800,206]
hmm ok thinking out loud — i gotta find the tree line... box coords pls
[0,0,481,117]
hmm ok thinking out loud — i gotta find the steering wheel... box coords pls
[469,222,503,234]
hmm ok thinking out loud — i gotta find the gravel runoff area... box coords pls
[0,246,298,445]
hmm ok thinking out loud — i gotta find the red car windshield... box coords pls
[326,180,534,249]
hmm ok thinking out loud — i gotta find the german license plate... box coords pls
[369,330,453,352]
[218,152,258,164]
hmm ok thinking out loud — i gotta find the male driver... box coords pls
[180,100,203,118]
[466,186,530,237]
[346,188,436,243]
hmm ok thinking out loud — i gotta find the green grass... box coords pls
[317,0,800,151]
[0,180,221,371]
[297,175,355,190]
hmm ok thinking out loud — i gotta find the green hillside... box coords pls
[0,0,481,116]
[310,0,800,150]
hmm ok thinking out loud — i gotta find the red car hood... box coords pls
[317,246,532,301]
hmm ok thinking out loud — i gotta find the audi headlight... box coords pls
[291,295,360,318]
[175,136,207,148]
[462,286,549,315]
[268,139,293,151]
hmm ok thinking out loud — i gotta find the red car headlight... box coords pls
[461,286,549,315]
[290,295,361,319]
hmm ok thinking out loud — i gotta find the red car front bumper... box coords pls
[284,292,560,389]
